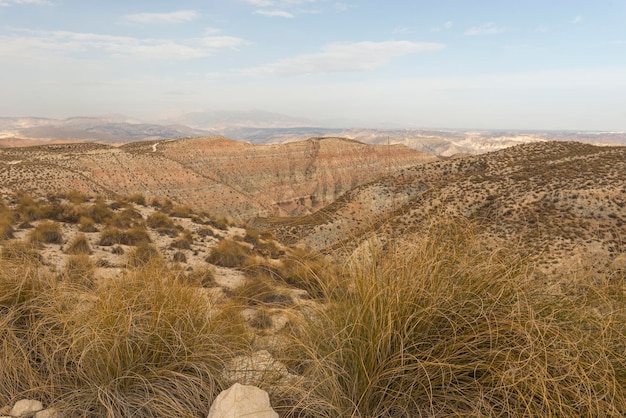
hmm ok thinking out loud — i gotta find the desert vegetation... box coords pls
[1,139,625,418]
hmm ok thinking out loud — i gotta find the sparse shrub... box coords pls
[127,193,146,206]
[275,248,335,299]
[110,208,143,229]
[243,228,260,245]
[249,309,273,330]
[98,226,151,246]
[15,193,44,222]
[78,216,98,232]
[170,231,193,250]
[198,228,219,239]
[147,211,175,230]
[63,254,94,286]
[210,217,230,231]
[86,200,115,224]
[125,226,152,246]
[0,241,42,264]
[169,205,193,218]
[186,268,217,288]
[126,243,163,268]
[0,217,14,240]
[111,246,124,255]
[65,190,89,204]
[0,259,250,416]
[172,251,187,263]
[205,239,252,268]
[235,274,293,307]
[29,221,63,244]
[66,233,92,255]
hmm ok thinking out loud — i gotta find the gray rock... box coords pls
[207,383,278,418]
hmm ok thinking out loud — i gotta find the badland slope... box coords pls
[259,141,626,273]
[0,136,436,220]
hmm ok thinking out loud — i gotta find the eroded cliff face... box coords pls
[0,136,436,220]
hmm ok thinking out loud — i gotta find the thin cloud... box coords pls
[241,40,444,76]
[393,26,411,34]
[254,9,295,18]
[0,29,248,60]
[0,0,51,5]
[432,21,453,32]
[465,22,506,36]
[572,15,583,24]
[244,0,274,5]
[121,10,199,24]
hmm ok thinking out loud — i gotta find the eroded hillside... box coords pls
[261,141,626,274]
[0,136,436,220]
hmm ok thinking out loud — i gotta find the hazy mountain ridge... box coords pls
[2,114,625,156]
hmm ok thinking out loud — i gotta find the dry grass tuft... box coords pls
[0,256,250,416]
[278,219,626,417]
[28,221,63,244]
[66,233,92,255]
[206,239,252,268]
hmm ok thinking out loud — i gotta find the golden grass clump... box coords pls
[147,211,176,230]
[0,216,14,240]
[28,220,63,244]
[66,233,92,255]
[0,254,250,416]
[126,243,164,268]
[63,254,95,286]
[279,220,626,417]
[98,226,151,246]
[206,238,252,268]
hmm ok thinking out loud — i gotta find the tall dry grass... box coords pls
[0,257,250,416]
[278,220,626,417]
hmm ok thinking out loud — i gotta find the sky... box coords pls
[1,0,625,130]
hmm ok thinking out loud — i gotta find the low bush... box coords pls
[206,239,252,268]
[98,226,151,246]
[29,221,63,244]
[63,254,95,287]
[147,212,175,230]
[126,243,163,268]
[66,233,92,255]
[78,216,98,233]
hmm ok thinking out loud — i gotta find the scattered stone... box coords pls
[10,399,43,417]
[34,408,62,418]
[207,383,278,418]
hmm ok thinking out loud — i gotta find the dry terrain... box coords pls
[0,136,435,220]
[259,141,626,274]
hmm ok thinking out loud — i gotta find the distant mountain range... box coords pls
[1,112,625,156]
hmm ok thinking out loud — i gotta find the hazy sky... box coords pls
[1,0,625,130]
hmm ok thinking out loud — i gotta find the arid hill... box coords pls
[0,136,436,220]
[259,141,626,273]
